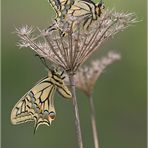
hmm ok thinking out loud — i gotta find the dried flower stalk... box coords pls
[73,52,121,148]
[16,9,136,148]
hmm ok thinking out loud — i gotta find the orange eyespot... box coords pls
[49,111,56,119]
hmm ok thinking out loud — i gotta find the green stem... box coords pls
[69,74,83,148]
[88,94,100,148]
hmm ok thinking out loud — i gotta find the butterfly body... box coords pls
[11,69,72,132]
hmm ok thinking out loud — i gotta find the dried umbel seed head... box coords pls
[16,10,136,74]
[73,51,121,96]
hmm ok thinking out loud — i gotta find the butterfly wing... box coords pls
[11,76,57,132]
[48,0,75,18]
[66,0,97,29]
[47,0,75,34]
[48,0,61,17]
[68,0,95,17]
[50,72,72,99]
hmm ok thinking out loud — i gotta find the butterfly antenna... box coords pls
[54,66,60,73]
[60,70,64,76]
[35,54,50,70]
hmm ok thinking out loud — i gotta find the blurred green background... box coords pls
[2,0,147,148]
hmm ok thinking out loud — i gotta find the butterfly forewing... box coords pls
[48,0,105,34]
[49,0,62,17]
[48,0,74,18]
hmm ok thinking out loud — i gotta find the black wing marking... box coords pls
[48,0,74,17]
[11,77,57,133]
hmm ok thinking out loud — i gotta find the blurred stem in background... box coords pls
[73,52,121,148]
[88,94,100,148]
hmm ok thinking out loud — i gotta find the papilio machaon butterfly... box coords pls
[11,68,72,133]
[47,0,105,33]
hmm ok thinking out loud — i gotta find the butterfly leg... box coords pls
[45,23,57,33]
[83,17,93,30]
[35,54,50,70]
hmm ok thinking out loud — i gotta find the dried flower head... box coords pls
[73,51,121,96]
[16,10,136,74]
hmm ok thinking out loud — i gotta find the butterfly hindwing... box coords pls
[11,77,57,132]
[11,70,72,132]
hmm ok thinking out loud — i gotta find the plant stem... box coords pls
[88,94,100,148]
[69,74,83,148]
